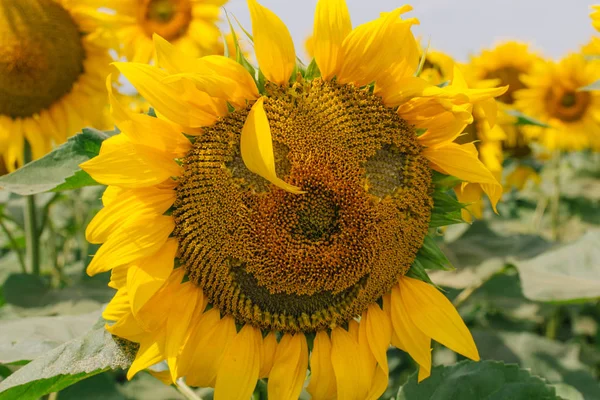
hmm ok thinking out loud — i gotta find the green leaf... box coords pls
[0,326,135,400]
[397,360,559,400]
[514,230,600,303]
[473,330,600,400]
[0,128,114,196]
[0,311,100,364]
[505,109,550,128]
[577,79,600,92]
[417,234,454,271]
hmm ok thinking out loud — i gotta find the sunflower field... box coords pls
[0,1,599,399]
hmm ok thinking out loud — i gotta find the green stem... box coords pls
[175,378,203,400]
[0,218,26,273]
[550,151,562,242]
[545,307,561,340]
[23,141,41,275]
[252,380,268,400]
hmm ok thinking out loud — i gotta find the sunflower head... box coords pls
[81,1,507,397]
[515,53,600,151]
[0,0,85,119]
[0,0,110,171]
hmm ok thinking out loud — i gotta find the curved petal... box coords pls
[307,331,337,400]
[268,333,308,400]
[241,98,304,194]
[215,325,262,400]
[362,303,391,400]
[313,0,352,80]
[399,276,480,361]
[247,0,296,85]
[389,284,432,381]
[422,142,502,211]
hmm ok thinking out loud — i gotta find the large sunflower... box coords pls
[0,0,111,171]
[81,0,504,398]
[515,54,600,151]
[99,0,226,63]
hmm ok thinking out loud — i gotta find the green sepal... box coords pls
[304,58,322,80]
[432,171,462,188]
[417,234,454,271]
[224,10,258,88]
[429,189,466,228]
[406,259,442,291]
[505,109,550,128]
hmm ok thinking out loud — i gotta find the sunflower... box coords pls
[592,5,600,32]
[81,0,505,397]
[420,49,455,86]
[0,0,111,171]
[468,41,543,158]
[98,0,226,63]
[515,53,600,151]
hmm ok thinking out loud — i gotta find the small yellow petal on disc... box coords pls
[215,325,262,400]
[241,98,304,194]
[307,331,337,400]
[268,333,309,400]
[247,0,296,85]
[313,0,352,80]
[389,284,432,381]
[399,276,480,361]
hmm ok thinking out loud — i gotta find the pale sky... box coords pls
[221,0,597,62]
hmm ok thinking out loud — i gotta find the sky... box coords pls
[221,0,597,62]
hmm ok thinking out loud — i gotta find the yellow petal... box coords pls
[268,333,308,400]
[337,6,417,86]
[331,327,367,400]
[306,331,337,400]
[215,325,262,400]
[153,34,200,73]
[389,284,432,381]
[127,332,164,380]
[86,215,174,276]
[107,76,191,157]
[259,331,278,378]
[182,311,237,388]
[109,266,128,289]
[454,183,483,222]
[114,62,223,128]
[247,0,296,85]
[362,303,391,400]
[102,288,130,321]
[199,55,260,104]
[80,141,182,188]
[313,0,352,80]
[165,283,202,382]
[241,98,304,194]
[423,142,502,211]
[86,186,175,244]
[399,276,480,361]
[126,239,178,315]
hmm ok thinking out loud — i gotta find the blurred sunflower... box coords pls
[584,5,600,56]
[468,41,542,158]
[515,54,600,151]
[592,4,600,32]
[420,49,455,86]
[81,0,505,397]
[0,0,111,171]
[99,0,226,63]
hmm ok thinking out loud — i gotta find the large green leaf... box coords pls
[431,221,551,289]
[0,311,99,364]
[0,325,135,400]
[514,230,600,302]
[397,360,559,400]
[473,330,600,400]
[0,128,113,196]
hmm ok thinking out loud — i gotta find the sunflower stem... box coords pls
[23,141,41,276]
[252,379,268,400]
[550,151,562,242]
[175,378,203,400]
[0,218,26,273]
